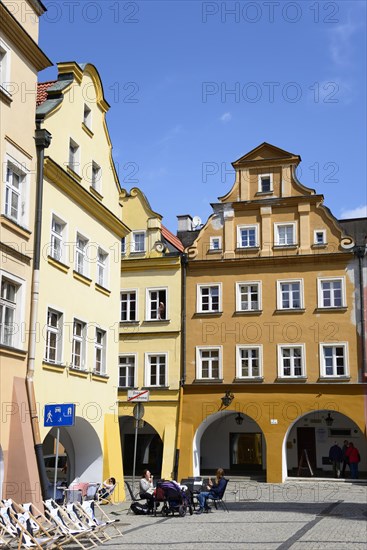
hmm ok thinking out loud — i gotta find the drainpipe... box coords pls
[26,123,52,500]
[173,253,188,480]
[355,245,366,381]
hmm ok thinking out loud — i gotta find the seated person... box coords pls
[98,476,116,500]
[139,469,155,509]
[196,468,226,514]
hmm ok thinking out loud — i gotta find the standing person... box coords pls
[341,440,349,478]
[196,468,226,514]
[328,442,343,478]
[345,442,360,479]
[139,469,155,510]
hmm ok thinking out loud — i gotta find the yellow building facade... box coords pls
[35,62,129,500]
[0,0,51,501]
[118,188,183,481]
[177,143,366,483]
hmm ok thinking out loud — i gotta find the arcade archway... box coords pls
[119,416,163,478]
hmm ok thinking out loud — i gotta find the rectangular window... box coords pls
[314,230,326,245]
[145,354,167,387]
[236,282,261,311]
[121,237,126,255]
[94,328,106,374]
[196,347,222,380]
[320,344,348,377]
[120,290,137,322]
[71,319,86,369]
[237,225,258,248]
[69,139,80,173]
[278,345,305,378]
[50,215,66,262]
[318,278,345,308]
[97,248,108,287]
[5,164,26,224]
[236,346,262,378]
[45,308,62,364]
[210,236,221,250]
[0,277,18,347]
[0,39,11,93]
[277,280,303,309]
[119,355,135,387]
[258,173,273,193]
[75,233,88,276]
[275,223,296,246]
[83,104,92,128]
[197,284,221,313]
[91,161,101,191]
[132,231,145,253]
[147,288,167,320]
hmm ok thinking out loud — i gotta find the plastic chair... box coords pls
[206,478,229,512]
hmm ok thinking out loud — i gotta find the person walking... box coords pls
[341,440,349,478]
[328,442,343,478]
[345,442,360,479]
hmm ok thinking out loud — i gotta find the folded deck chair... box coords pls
[0,506,19,547]
[78,499,123,539]
[44,499,97,549]
[9,510,64,550]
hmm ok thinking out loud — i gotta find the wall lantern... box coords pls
[325,412,334,426]
[221,390,234,408]
[235,413,243,426]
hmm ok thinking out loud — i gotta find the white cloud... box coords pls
[328,17,362,67]
[220,112,232,123]
[340,204,367,219]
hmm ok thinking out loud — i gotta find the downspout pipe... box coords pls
[355,245,366,381]
[26,123,52,500]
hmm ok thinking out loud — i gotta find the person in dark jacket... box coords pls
[329,443,343,478]
[196,468,226,514]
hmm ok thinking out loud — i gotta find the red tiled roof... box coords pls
[37,81,56,106]
[162,225,184,252]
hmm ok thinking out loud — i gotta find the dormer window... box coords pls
[91,161,101,192]
[69,139,80,174]
[83,104,92,129]
[210,236,221,251]
[314,230,326,245]
[258,173,273,193]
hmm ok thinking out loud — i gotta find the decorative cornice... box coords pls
[44,157,129,238]
[0,2,52,71]
[4,136,33,159]
[121,256,181,271]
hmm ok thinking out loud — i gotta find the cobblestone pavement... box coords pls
[83,481,367,550]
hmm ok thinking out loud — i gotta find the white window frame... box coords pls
[71,318,86,370]
[236,281,262,312]
[96,247,108,288]
[3,157,29,227]
[274,222,297,246]
[50,214,66,262]
[277,344,306,378]
[91,161,101,192]
[236,345,263,379]
[197,283,222,313]
[132,231,146,253]
[146,287,167,321]
[196,346,223,380]
[120,289,137,322]
[45,307,63,364]
[119,353,136,388]
[69,138,80,174]
[0,38,11,95]
[237,224,259,248]
[318,277,346,308]
[83,104,92,129]
[121,237,126,256]
[258,173,273,193]
[75,232,89,276]
[277,279,304,310]
[0,271,24,349]
[94,328,106,375]
[319,342,349,378]
[144,352,168,387]
[314,229,326,245]
[209,236,222,250]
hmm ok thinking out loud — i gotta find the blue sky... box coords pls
[39,0,366,232]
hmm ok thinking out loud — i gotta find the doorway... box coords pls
[297,427,316,470]
[230,433,262,473]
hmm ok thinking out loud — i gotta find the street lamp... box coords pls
[325,412,334,426]
[235,413,243,426]
[221,390,234,408]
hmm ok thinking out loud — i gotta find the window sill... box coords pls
[273,244,298,250]
[67,166,82,182]
[255,191,273,197]
[129,251,146,255]
[120,320,139,325]
[234,309,262,315]
[82,122,94,138]
[0,344,27,359]
[89,186,103,201]
[91,372,109,382]
[95,283,111,296]
[275,308,305,314]
[1,215,31,239]
[73,270,92,286]
[318,376,350,382]
[194,311,222,317]
[234,377,263,383]
[193,378,223,384]
[315,307,347,313]
[143,319,170,324]
[235,246,260,252]
[276,376,307,382]
[42,361,65,372]
[68,367,89,378]
[47,255,70,273]
[142,385,169,390]
[312,243,328,249]
[0,86,12,105]
[207,248,222,254]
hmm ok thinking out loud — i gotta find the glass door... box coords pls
[230,433,262,472]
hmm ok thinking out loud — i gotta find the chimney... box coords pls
[177,214,193,232]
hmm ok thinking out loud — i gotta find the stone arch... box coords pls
[119,416,163,478]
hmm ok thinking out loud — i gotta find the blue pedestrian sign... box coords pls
[44,404,75,427]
